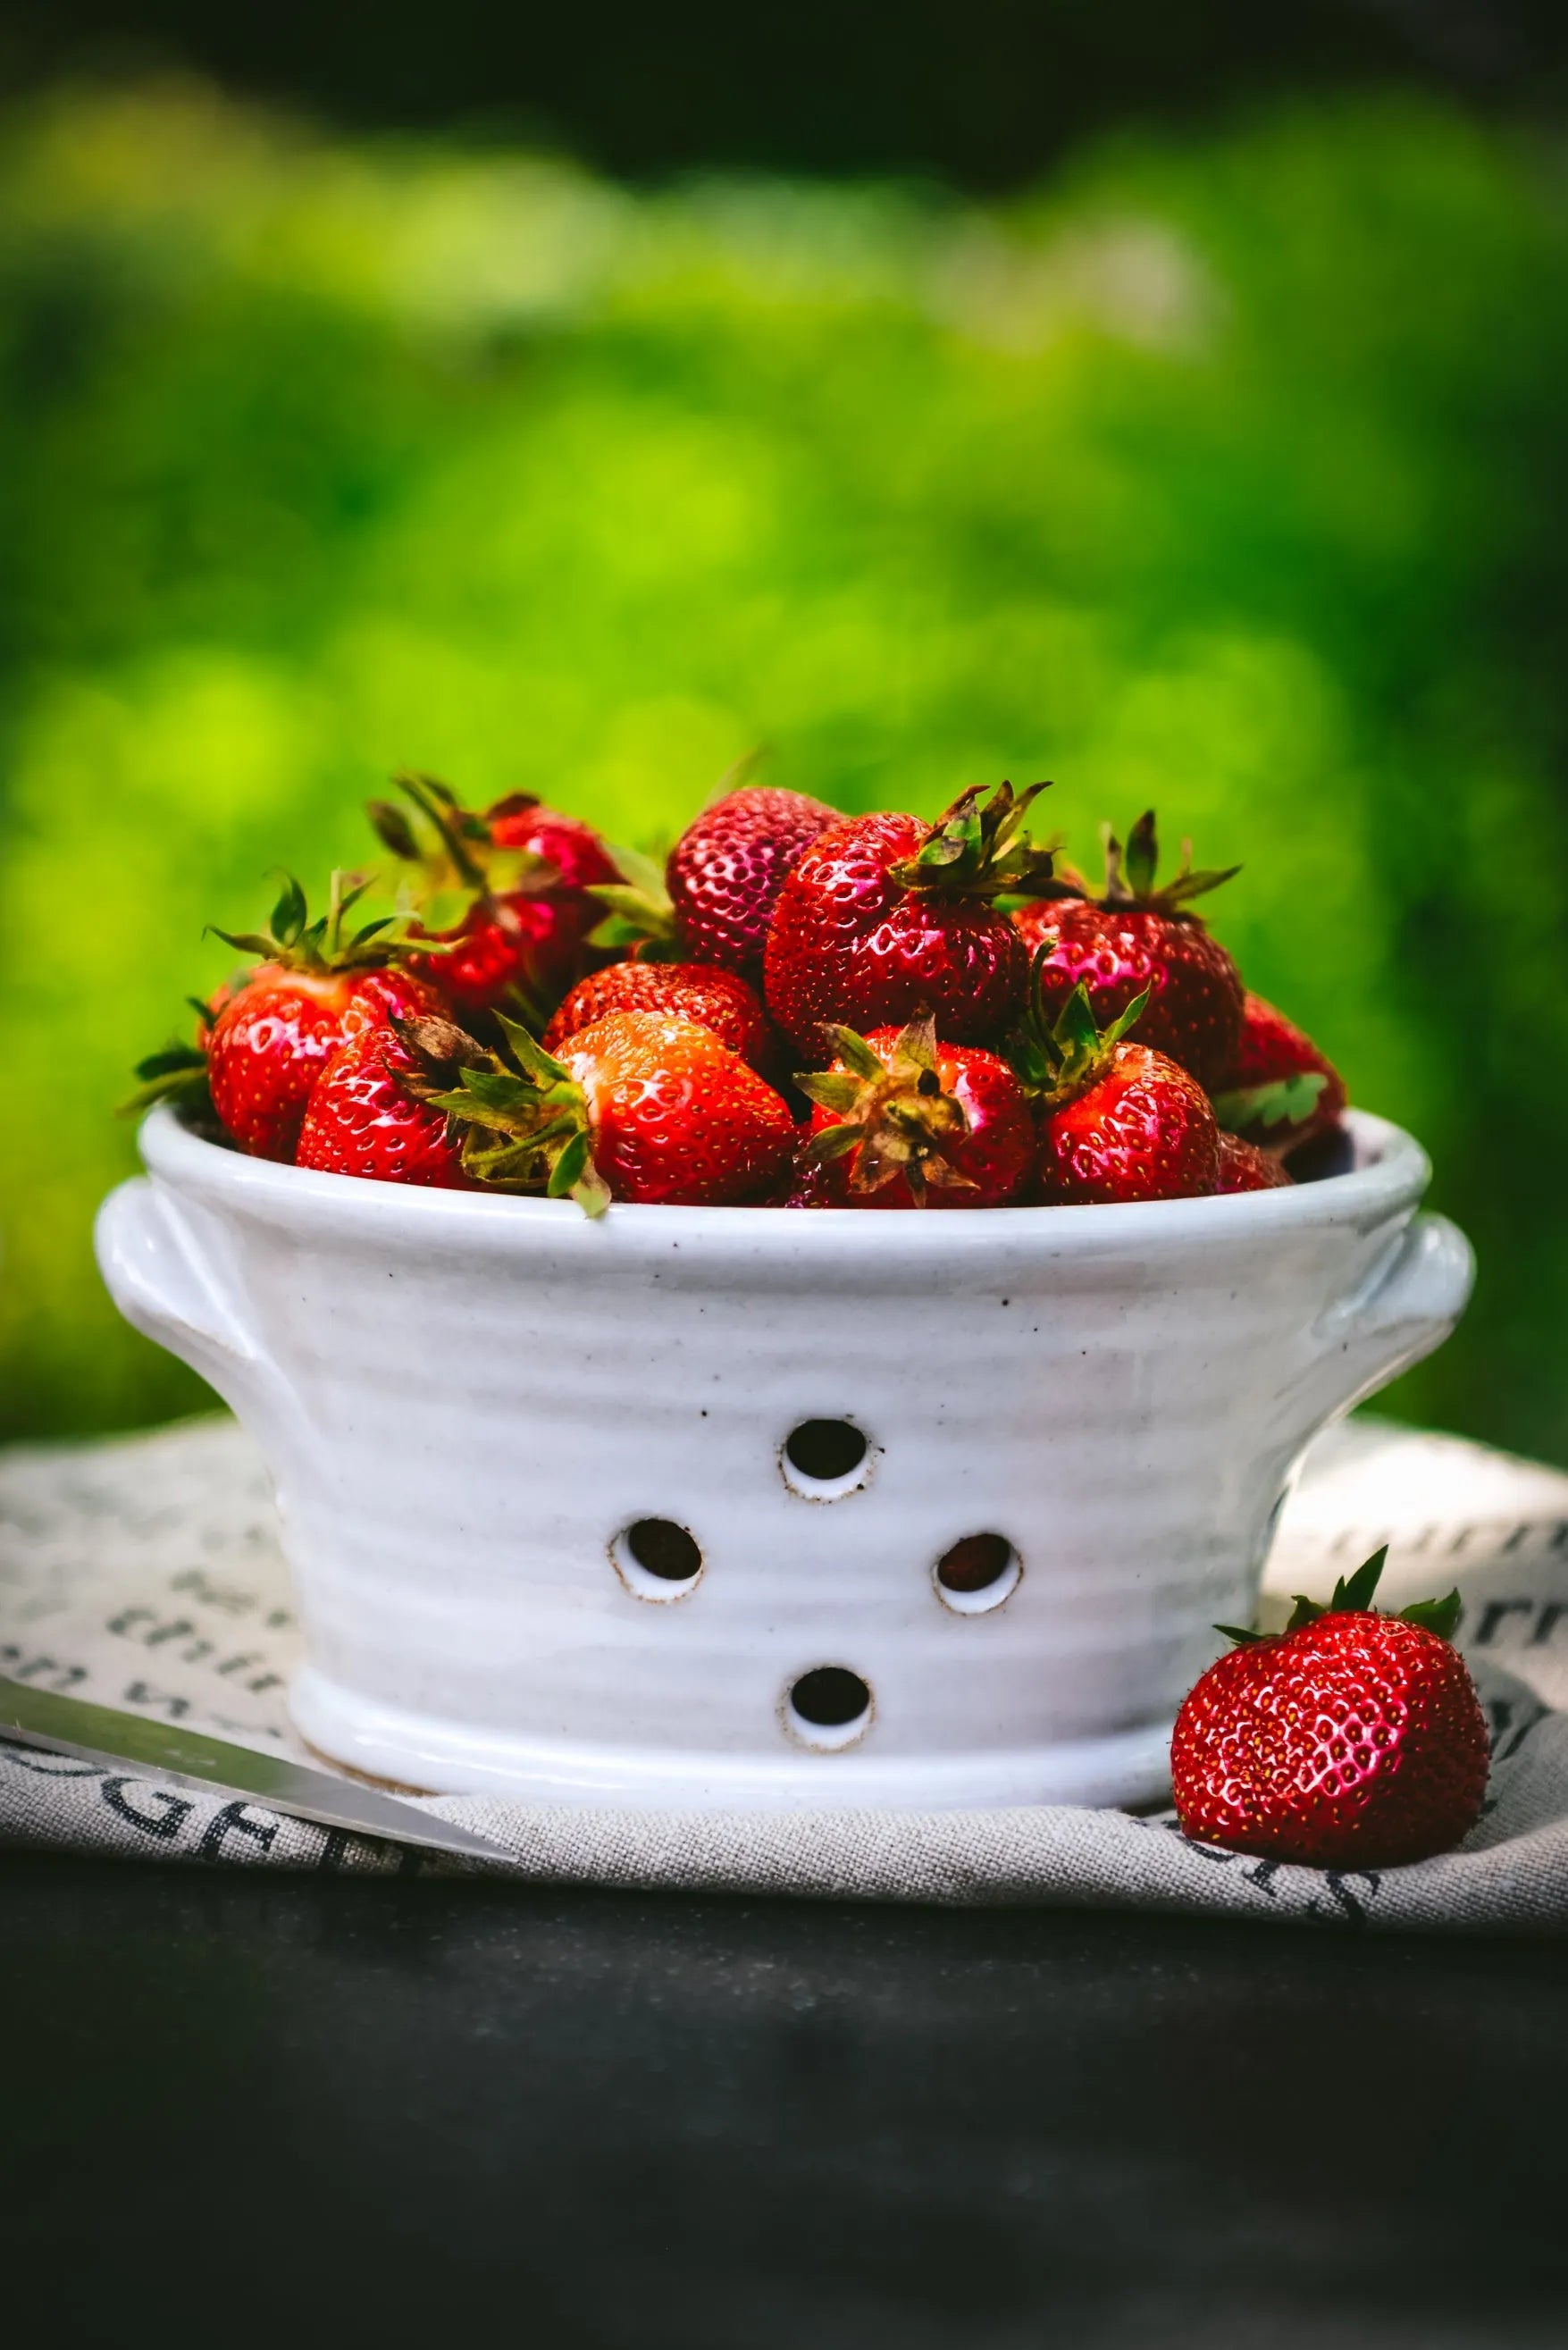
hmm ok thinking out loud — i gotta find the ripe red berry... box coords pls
[435,1010,796,1211]
[1212,992,1347,1158]
[296,1018,479,1188]
[1171,1551,1489,1868]
[1037,1041,1219,1204]
[542,960,772,1070]
[667,784,839,978]
[370,775,617,1025]
[765,782,1056,1060]
[208,961,449,1162]
[798,1017,1034,1208]
[1013,811,1243,1090]
[1006,963,1219,1205]
[1214,1131,1293,1194]
[194,875,449,1160]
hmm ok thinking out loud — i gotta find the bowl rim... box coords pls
[134,1102,1430,1257]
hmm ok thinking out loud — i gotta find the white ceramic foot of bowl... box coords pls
[289,1666,1178,1813]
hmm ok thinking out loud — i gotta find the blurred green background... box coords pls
[3,74,1568,1456]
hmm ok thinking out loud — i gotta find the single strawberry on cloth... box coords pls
[5,1413,1568,1932]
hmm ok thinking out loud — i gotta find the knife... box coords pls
[0,1676,515,1863]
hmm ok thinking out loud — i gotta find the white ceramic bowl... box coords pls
[96,1104,1472,1812]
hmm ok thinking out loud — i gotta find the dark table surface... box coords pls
[5,1852,1566,2350]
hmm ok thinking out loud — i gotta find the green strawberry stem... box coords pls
[1097,810,1240,913]
[118,1040,214,1120]
[1003,949,1151,1107]
[205,871,422,976]
[429,1013,612,1216]
[1216,1547,1463,1648]
[794,1013,975,1204]
[887,779,1059,899]
[370,773,564,927]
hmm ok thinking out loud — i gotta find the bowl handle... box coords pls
[1295,1210,1474,1431]
[96,1176,308,1454]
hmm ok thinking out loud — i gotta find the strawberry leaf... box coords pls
[270,874,308,946]
[1400,1590,1463,1641]
[794,1071,864,1112]
[1125,810,1159,899]
[368,799,421,861]
[1215,1622,1268,1646]
[495,1013,573,1085]
[548,1128,592,1198]
[1100,984,1152,1050]
[1211,1073,1328,1133]
[1333,1547,1388,1613]
[821,1024,887,1083]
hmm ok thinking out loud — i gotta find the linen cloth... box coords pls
[5,1412,1568,1932]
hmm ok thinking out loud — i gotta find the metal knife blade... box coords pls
[0,1677,515,1863]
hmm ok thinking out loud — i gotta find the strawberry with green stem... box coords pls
[194,871,447,1160]
[1173,1548,1489,1868]
[1008,949,1220,1204]
[370,771,617,1027]
[795,1015,1033,1208]
[1013,810,1244,1090]
[580,759,840,981]
[764,780,1058,1059]
[296,1013,486,1189]
[432,1010,796,1214]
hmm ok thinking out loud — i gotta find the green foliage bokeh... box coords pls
[3,83,1566,1453]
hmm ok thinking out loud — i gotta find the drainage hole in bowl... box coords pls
[935,1532,1021,1615]
[612,1518,703,1601]
[785,1666,873,1750]
[781,1419,872,1499]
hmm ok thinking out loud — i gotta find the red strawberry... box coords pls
[667,782,840,977]
[1008,962,1220,1204]
[369,774,617,1026]
[574,769,840,978]
[796,1017,1033,1208]
[541,960,772,1071]
[1214,1132,1293,1194]
[435,1011,796,1212]
[1171,1548,1489,1868]
[764,781,1056,1059]
[198,876,446,1161]
[1013,811,1243,1090]
[1212,993,1347,1158]
[296,1017,482,1189]
[483,792,620,894]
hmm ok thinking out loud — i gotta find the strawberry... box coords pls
[1212,992,1347,1159]
[1215,1132,1293,1193]
[1008,960,1220,1204]
[190,875,445,1162]
[764,781,1057,1059]
[433,1011,796,1213]
[369,773,617,1027]
[576,767,840,980]
[795,1016,1033,1208]
[296,1016,483,1189]
[1012,811,1243,1090]
[541,960,772,1071]
[1171,1548,1489,1868]
[666,781,840,977]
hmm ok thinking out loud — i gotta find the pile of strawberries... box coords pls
[132,770,1346,1213]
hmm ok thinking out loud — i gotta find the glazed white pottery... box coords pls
[96,1105,1472,1812]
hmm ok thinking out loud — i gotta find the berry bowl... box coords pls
[96,1103,1472,1812]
